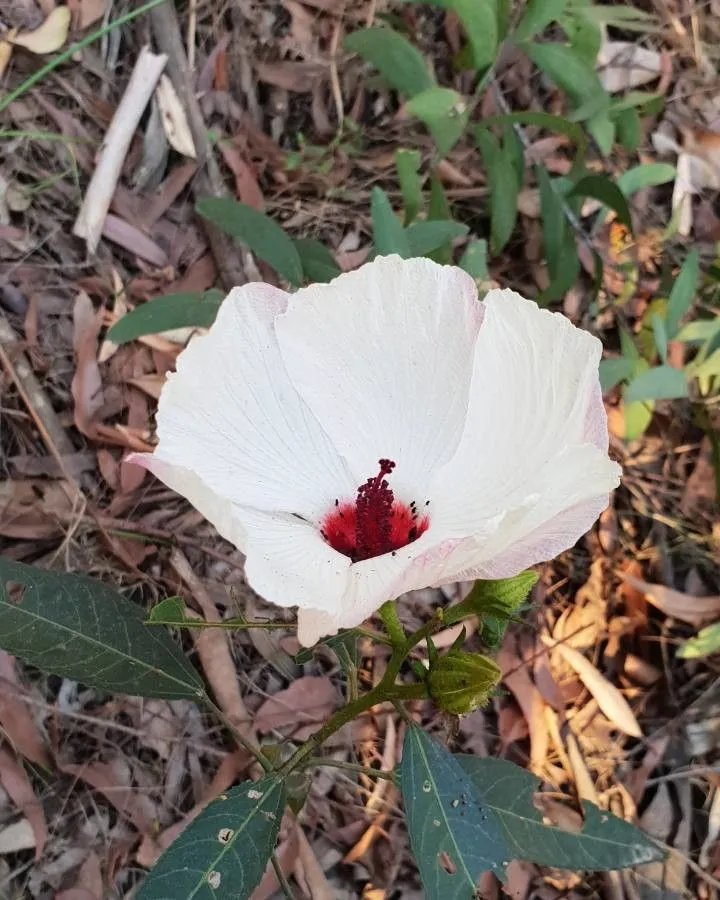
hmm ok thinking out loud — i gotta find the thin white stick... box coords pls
[73,46,167,253]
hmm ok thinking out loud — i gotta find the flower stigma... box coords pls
[320,458,429,562]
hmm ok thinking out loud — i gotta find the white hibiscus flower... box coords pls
[128,255,620,646]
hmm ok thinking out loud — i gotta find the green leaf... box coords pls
[624,397,654,441]
[615,107,642,153]
[371,187,411,258]
[587,111,615,154]
[136,775,286,900]
[427,177,453,263]
[146,596,189,626]
[475,127,519,255]
[406,220,469,256]
[599,357,634,392]
[395,149,423,225]
[456,756,664,870]
[344,27,434,98]
[406,87,469,157]
[666,249,699,338]
[693,348,720,382]
[196,199,303,287]
[459,239,489,281]
[651,314,668,363]
[525,42,606,111]
[625,365,689,403]
[325,630,359,675]
[563,10,603,63]
[421,0,497,69]
[482,111,587,164]
[569,3,657,31]
[400,727,510,899]
[108,291,223,344]
[569,174,632,230]
[536,166,566,279]
[617,163,676,197]
[0,560,203,700]
[513,0,568,42]
[675,318,720,344]
[292,238,341,283]
[445,572,538,627]
[678,622,720,660]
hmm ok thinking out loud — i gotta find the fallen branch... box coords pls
[150,0,250,290]
[73,46,168,253]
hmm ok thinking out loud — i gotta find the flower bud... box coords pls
[427,649,501,715]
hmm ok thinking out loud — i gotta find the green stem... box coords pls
[306,758,397,782]
[203,698,274,773]
[0,0,168,116]
[270,854,296,899]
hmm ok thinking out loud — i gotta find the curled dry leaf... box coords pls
[623,572,720,628]
[596,40,662,93]
[254,676,339,741]
[0,31,16,79]
[55,851,104,900]
[12,7,71,53]
[542,636,642,738]
[498,634,548,772]
[155,74,197,159]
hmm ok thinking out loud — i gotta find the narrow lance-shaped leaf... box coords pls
[406,87,469,158]
[292,238,341,283]
[344,27,434,99]
[666,249,699,338]
[456,756,663,870]
[395,149,423,225]
[371,187,411,258]
[136,775,286,900]
[405,220,469,257]
[400,726,510,900]
[108,290,224,344]
[475,126,519,255]
[569,173,633,231]
[196,198,303,287]
[513,0,568,42]
[624,365,689,403]
[525,42,607,112]
[0,560,203,700]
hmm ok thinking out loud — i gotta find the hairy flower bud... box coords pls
[428,649,501,715]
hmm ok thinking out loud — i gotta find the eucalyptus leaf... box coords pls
[196,198,303,286]
[617,163,676,197]
[345,27,434,98]
[0,560,203,700]
[526,42,606,111]
[108,291,224,344]
[457,756,664,870]
[136,775,285,900]
[371,187,411,257]
[401,727,510,900]
[475,127,519,255]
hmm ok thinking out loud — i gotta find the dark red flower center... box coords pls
[321,458,429,562]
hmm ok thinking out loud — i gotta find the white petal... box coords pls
[275,256,484,499]
[126,453,248,550]
[150,282,354,521]
[429,290,620,556]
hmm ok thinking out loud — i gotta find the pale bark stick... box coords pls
[73,46,167,253]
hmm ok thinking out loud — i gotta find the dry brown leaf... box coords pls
[155,74,197,159]
[0,652,51,767]
[217,143,265,210]
[12,6,71,53]
[596,40,662,93]
[565,731,599,805]
[0,747,47,859]
[56,851,104,900]
[68,0,108,30]
[543,637,642,738]
[71,291,104,438]
[295,825,334,900]
[623,572,720,628]
[254,676,339,741]
[61,759,158,833]
[498,634,548,772]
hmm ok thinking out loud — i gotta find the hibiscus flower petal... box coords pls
[429,289,620,562]
[144,282,355,521]
[275,255,484,499]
